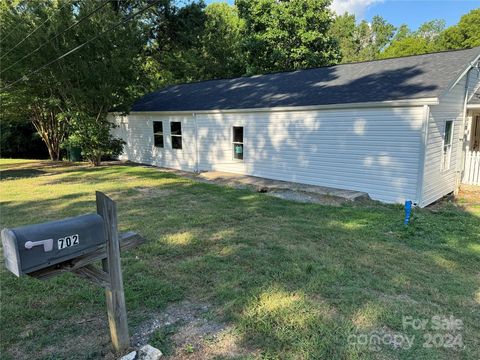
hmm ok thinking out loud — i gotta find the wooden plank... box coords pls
[73,264,111,289]
[29,231,144,280]
[96,191,130,353]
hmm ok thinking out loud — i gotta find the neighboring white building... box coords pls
[111,47,480,206]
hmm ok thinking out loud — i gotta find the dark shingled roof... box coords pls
[469,88,480,105]
[132,47,480,112]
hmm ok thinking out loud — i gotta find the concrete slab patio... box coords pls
[195,171,370,205]
[116,162,371,205]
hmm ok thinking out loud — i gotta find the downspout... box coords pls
[193,112,199,173]
[456,69,472,193]
[416,104,430,207]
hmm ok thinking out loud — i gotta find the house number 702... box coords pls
[57,234,79,250]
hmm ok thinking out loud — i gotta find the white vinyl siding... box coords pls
[420,76,468,206]
[112,106,424,204]
[111,114,197,171]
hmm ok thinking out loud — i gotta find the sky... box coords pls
[204,0,479,30]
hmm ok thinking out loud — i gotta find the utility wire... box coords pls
[1,0,160,91]
[1,1,73,60]
[0,0,110,75]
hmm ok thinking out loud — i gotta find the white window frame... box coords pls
[232,126,244,161]
[153,121,164,148]
[441,120,454,171]
[170,121,182,150]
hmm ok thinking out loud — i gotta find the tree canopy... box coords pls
[236,0,340,74]
[0,0,147,163]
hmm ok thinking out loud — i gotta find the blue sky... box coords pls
[203,0,479,31]
[362,0,479,29]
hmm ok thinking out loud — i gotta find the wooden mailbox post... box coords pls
[96,191,130,352]
[4,191,144,354]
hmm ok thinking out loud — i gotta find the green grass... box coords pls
[0,159,479,359]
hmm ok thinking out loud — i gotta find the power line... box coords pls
[0,0,110,75]
[0,1,73,61]
[1,0,160,91]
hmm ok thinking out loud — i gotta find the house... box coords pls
[111,47,480,206]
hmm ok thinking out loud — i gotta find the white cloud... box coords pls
[330,0,383,19]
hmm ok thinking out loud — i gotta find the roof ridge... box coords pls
[157,46,480,90]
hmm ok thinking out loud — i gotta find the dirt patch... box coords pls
[132,301,255,359]
[427,186,480,212]
[136,187,176,197]
[457,185,480,204]
[269,189,348,206]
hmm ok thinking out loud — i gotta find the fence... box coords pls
[462,150,480,185]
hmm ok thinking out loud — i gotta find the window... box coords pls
[233,126,243,160]
[171,121,182,149]
[153,121,164,148]
[441,120,454,171]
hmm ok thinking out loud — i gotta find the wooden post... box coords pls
[96,191,130,353]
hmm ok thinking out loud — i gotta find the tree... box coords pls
[0,0,71,160]
[201,3,245,79]
[329,13,395,63]
[55,0,146,165]
[328,12,358,63]
[439,9,480,49]
[416,19,446,41]
[236,0,340,74]
[0,89,48,159]
[0,0,146,165]
[147,0,207,85]
[380,19,445,58]
[380,37,438,59]
[393,24,411,41]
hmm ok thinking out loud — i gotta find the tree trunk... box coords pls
[31,104,65,161]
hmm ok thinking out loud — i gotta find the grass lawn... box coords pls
[0,159,479,360]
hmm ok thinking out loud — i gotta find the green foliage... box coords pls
[379,19,445,59]
[333,9,479,62]
[0,0,69,160]
[328,12,358,63]
[146,1,245,85]
[330,13,395,62]
[380,37,438,59]
[381,10,479,58]
[439,9,480,49]
[236,0,340,74]
[0,0,147,164]
[201,3,246,79]
[66,113,125,165]
[416,19,446,41]
[148,0,207,85]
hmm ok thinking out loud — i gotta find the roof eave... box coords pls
[440,52,480,99]
[116,98,439,116]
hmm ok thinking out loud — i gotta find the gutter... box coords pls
[193,112,199,173]
[455,71,472,193]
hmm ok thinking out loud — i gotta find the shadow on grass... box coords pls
[0,162,479,359]
[0,168,46,180]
